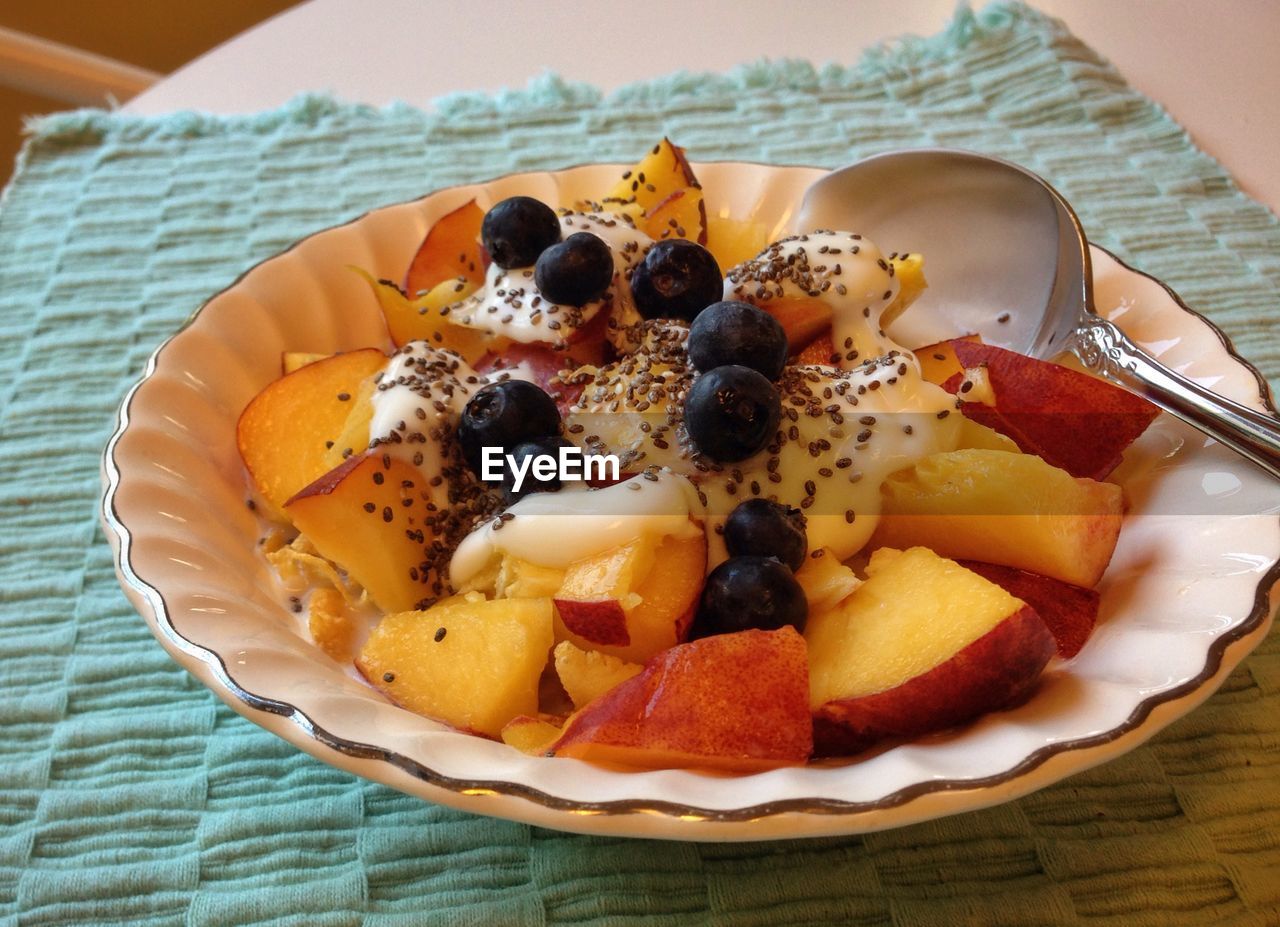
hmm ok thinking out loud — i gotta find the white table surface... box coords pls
[126,0,1280,217]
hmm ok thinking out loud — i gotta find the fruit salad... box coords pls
[236,140,1159,771]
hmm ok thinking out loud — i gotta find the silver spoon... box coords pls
[796,148,1280,480]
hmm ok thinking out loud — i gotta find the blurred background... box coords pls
[0,1,298,184]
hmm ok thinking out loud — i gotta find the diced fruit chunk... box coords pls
[553,641,643,708]
[554,528,706,664]
[501,715,564,755]
[958,560,1100,658]
[550,627,812,771]
[643,186,708,246]
[754,296,832,353]
[285,452,438,613]
[237,348,386,517]
[946,340,1160,480]
[601,137,699,213]
[357,593,554,738]
[356,268,488,359]
[915,334,982,386]
[404,198,487,295]
[807,547,1055,755]
[282,351,329,374]
[705,215,769,270]
[794,549,862,615]
[883,253,928,327]
[874,448,1124,588]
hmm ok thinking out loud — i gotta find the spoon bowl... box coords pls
[797,148,1280,479]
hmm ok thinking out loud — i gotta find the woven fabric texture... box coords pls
[1,2,1277,924]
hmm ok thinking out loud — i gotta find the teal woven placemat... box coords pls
[2,3,1278,924]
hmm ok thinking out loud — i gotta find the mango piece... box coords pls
[358,593,555,738]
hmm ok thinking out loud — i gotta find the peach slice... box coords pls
[883,252,928,327]
[553,641,643,709]
[355,268,489,360]
[357,593,554,738]
[237,347,386,518]
[549,627,812,771]
[807,547,1055,755]
[947,340,1160,480]
[915,333,982,386]
[794,549,862,615]
[873,448,1124,588]
[403,198,487,296]
[553,528,706,664]
[758,296,833,353]
[795,334,839,366]
[643,186,708,245]
[958,560,1100,658]
[501,715,564,755]
[282,351,330,374]
[600,137,700,214]
[285,452,439,614]
[705,214,769,271]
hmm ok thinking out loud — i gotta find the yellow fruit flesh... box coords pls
[500,716,563,755]
[874,449,1123,588]
[806,547,1024,705]
[354,267,489,361]
[705,215,770,270]
[794,549,862,615]
[236,348,387,519]
[553,641,643,709]
[357,594,554,738]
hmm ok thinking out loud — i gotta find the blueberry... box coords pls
[724,499,808,571]
[503,436,578,503]
[629,239,722,322]
[687,300,787,380]
[534,232,614,307]
[457,380,561,476]
[481,196,562,269]
[692,556,808,638]
[682,365,781,462]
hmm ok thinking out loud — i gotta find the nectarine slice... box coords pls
[285,452,439,614]
[958,560,1100,658]
[550,627,812,771]
[704,214,769,271]
[948,340,1160,480]
[403,198,486,295]
[643,186,708,246]
[807,547,1054,755]
[874,449,1124,588]
[237,347,386,518]
[553,528,706,663]
[553,641,643,709]
[357,593,554,738]
[915,334,982,386]
[601,137,699,214]
[355,268,488,359]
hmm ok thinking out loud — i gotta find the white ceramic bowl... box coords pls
[101,162,1280,841]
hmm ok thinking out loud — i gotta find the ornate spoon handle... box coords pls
[1073,315,1280,481]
